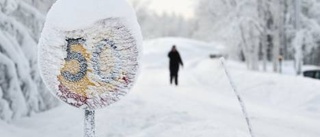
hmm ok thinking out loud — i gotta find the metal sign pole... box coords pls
[84,110,95,137]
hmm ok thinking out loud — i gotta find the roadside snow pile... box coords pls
[193,59,320,114]
[142,38,224,68]
[0,38,319,137]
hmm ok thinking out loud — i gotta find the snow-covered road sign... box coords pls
[38,0,142,110]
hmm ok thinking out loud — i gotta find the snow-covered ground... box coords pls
[1,38,320,137]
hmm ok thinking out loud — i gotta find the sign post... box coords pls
[84,110,95,137]
[38,0,142,136]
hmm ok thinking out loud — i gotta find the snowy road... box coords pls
[1,38,320,137]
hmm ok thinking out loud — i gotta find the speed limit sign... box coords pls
[38,0,142,136]
[39,2,142,110]
[40,19,140,109]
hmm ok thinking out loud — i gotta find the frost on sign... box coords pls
[39,19,139,109]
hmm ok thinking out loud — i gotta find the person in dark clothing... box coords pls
[168,45,183,86]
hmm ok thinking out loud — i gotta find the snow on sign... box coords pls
[38,0,142,110]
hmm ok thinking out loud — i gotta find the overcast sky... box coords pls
[133,0,196,18]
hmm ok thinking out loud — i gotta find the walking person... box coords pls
[168,45,183,86]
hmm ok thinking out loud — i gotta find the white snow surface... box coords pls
[2,38,320,137]
[42,0,142,56]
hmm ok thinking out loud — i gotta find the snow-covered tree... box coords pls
[291,0,320,73]
[194,0,264,70]
[0,0,57,121]
[194,0,320,72]
[130,0,195,39]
